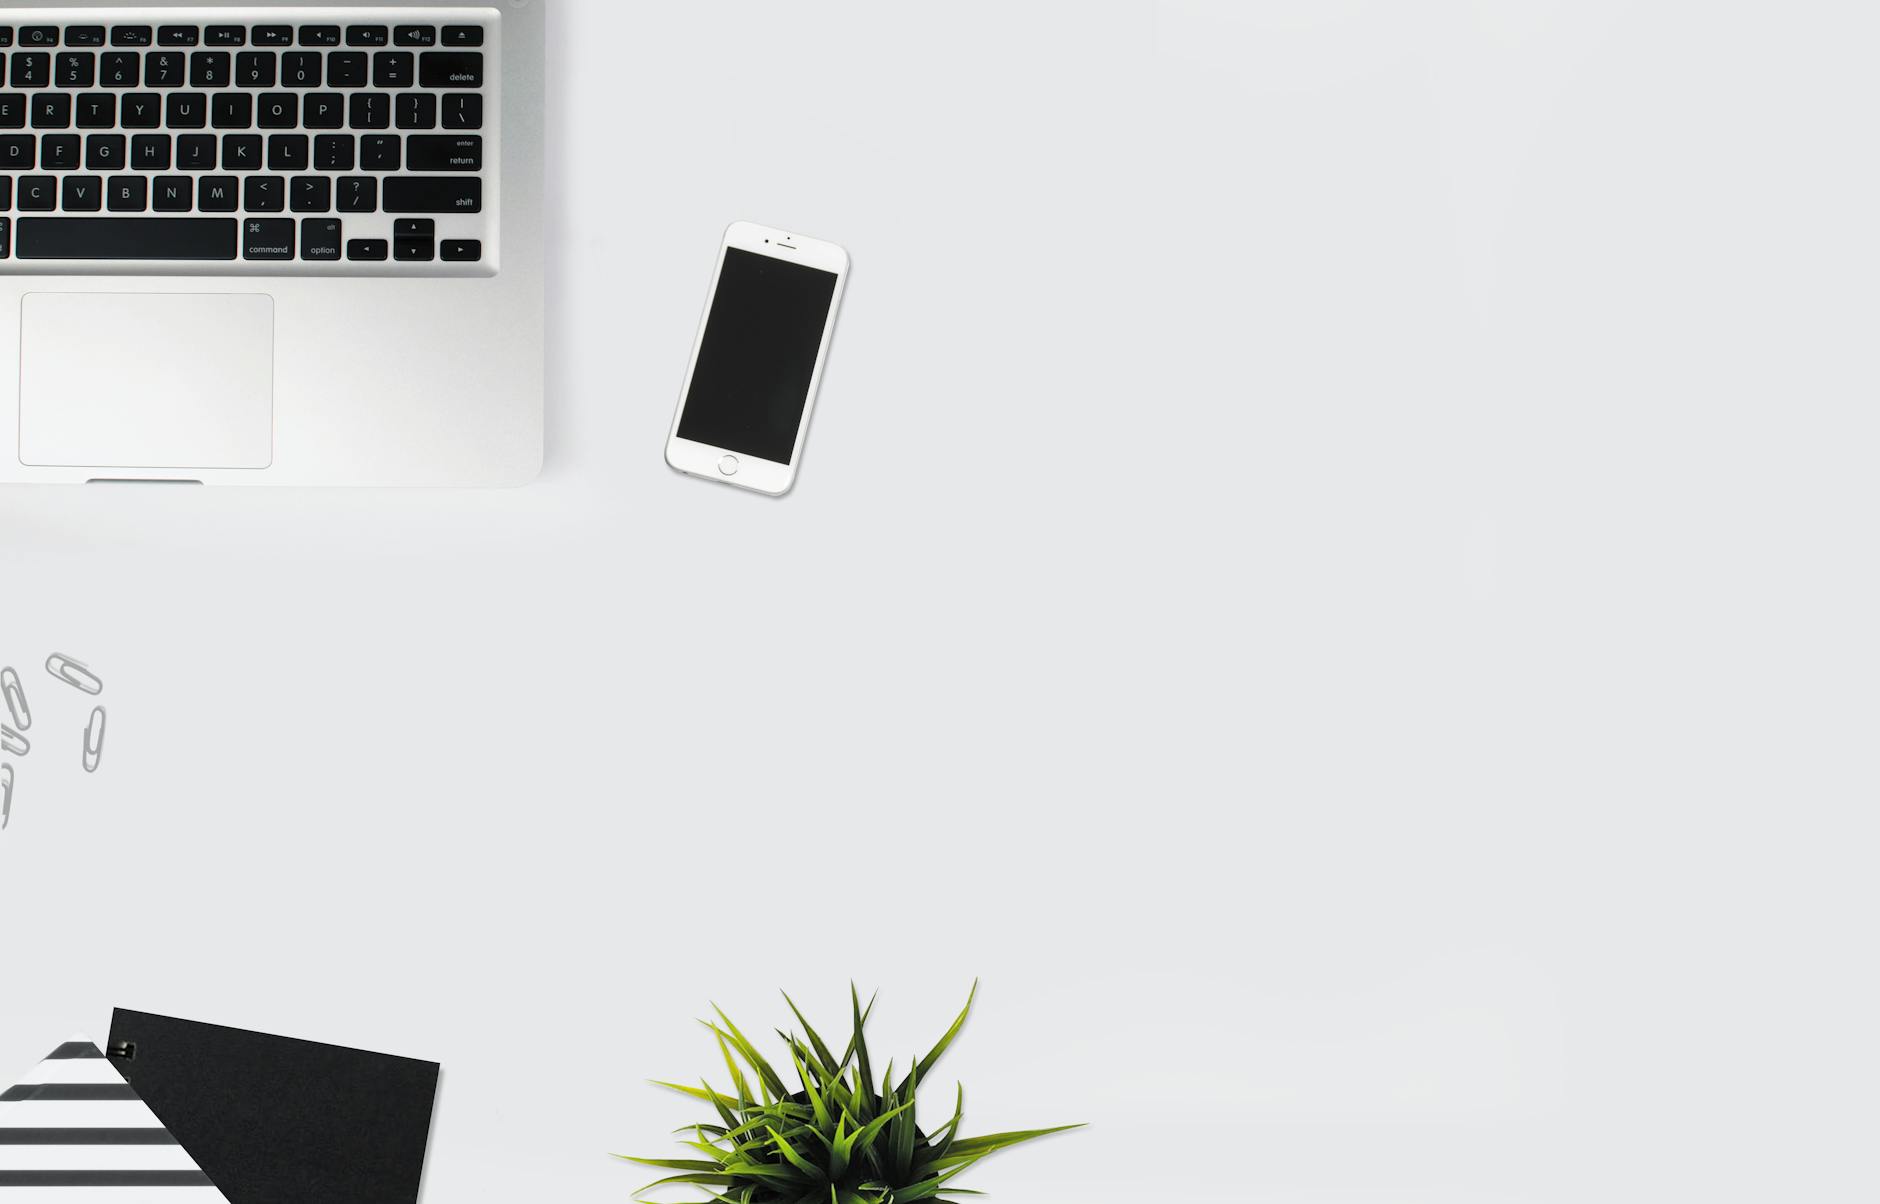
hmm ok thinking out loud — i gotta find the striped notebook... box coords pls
[0,1037,230,1200]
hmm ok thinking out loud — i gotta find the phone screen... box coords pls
[677,247,840,465]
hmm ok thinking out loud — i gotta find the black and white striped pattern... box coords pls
[0,1038,229,1200]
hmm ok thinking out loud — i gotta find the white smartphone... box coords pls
[666,222,850,496]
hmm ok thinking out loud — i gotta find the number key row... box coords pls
[2,50,482,91]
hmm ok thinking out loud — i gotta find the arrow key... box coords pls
[393,216,434,261]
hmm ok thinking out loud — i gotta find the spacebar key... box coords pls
[383,177,483,213]
[17,217,237,260]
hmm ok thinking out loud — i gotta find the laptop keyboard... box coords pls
[0,9,498,274]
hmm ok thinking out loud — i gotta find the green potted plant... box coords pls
[621,983,1080,1203]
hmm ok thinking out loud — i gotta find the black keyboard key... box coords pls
[360,134,400,171]
[384,177,481,214]
[152,175,191,211]
[222,134,261,171]
[254,26,294,48]
[0,30,11,50]
[61,175,102,211]
[198,175,238,211]
[158,27,200,47]
[236,52,276,88]
[75,94,115,129]
[145,52,184,88]
[12,53,50,89]
[443,26,484,47]
[204,26,246,47]
[328,52,366,88]
[300,26,341,48]
[0,177,9,209]
[349,91,388,129]
[212,92,252,129]
[419,52,482,89]
[17,176,54,210]
[55,52,95,88]
[20,175,55,211]
[346,237,386,260]
[131,133,170,169]
[258,93,297,128]
[19,28,60,49]
[302,217,342,260]
[17,216,236,259]
[347,26,390,48]
[395,26,436,47]
[100,52,139,87]
[0,133,34,169]
[190,52,229,88]
[396,93,437,129]
[290,175,330,212]
[243,216,293,258]
[84,133,123,170]
[245,175,285,212]
[111,27,153,48]
[338,176,377,212]
[314,133,354,171]
[0,217,9,259]
[32,94,70,129]
[407,134,480,171]
[282,52,321,88]
[107,175,146,211]
[0,96,23,128]
[442,93,481,129]
[121,92,160,128]
[65,28,106,49]
[373,51,413,89]
[41,134,78,169]
[165,92,206,129]
[177,134,215,170]
[304,93,344,129]
[268,133,308,172]
[393,217,434,261]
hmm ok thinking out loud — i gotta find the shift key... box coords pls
[383,177,481,213]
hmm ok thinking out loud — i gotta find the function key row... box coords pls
[0,25,485,50]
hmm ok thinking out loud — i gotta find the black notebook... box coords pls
[106,1009,439,1204]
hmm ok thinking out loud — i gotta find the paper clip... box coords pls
[0,764,12,830]
[46,654,103,696]
[83,708,106,775]
[0,727,26,757]
[0,667,27,731]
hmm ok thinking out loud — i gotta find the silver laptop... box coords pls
[0,2,543,486]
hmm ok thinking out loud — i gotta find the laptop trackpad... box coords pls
[19,293,274,470]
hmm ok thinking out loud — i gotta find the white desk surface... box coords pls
[3,3,1876,1201]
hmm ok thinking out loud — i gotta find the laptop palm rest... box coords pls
[19,292,274,470]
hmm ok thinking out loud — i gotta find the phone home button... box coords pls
[718,455,739,476]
